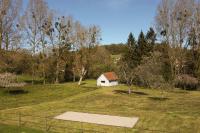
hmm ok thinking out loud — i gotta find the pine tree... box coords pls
[123,32,138,68]
[127,32,135,49]
[120,32,138,93]
[138,31,148,59]
[146,27,156,53]
[119,33,138,88]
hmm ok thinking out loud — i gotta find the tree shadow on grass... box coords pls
[4,89,29,95]
[148,96,169,101]
[170,90,189,94]
[113,90,148,95]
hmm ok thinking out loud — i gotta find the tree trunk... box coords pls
[78,75,83,85]
[55,60,59,83]
[31,63,34,85]
[128,87,131,94]
[78,67,87,86]
[0,21,2,50]
[5,33,9,51]
[43,63,46,85]
[0,33,2,50]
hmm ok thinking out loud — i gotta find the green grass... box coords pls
[0,80,200,133]
[0,124,45,133]
[0,80,98,110]
[17,74,44,84]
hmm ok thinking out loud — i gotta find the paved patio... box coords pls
[55,112,139,128]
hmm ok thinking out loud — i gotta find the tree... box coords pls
[23,0,50,84]
[0,0,22,50]
[38,4,53,85]
[161,42,173,82]
[138,31,148,59]
[187,28,200,80]
[155,0,195,78]
[146,27,156,52]
[74,23,100,85]
[54,16,74,83]
[103,43,127,55]
[88,46,114,79]
[119,33,138,94]
[134,52,165,89]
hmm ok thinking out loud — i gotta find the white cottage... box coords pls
[97,72,118,87]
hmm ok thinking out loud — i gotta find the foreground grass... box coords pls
[0,80,200,133]
[0,123,46,133]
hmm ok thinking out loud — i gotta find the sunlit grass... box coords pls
[0,80,200,132]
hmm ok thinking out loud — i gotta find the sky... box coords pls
[23,0,161,44]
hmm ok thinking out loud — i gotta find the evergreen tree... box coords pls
[126,33,136,65]
[138,31,148,59]
[146,27,156,52]
[127,32,135,49]
[119,33,138,93]
[123,32,139,68]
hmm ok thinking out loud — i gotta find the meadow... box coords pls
[0,80,200,133]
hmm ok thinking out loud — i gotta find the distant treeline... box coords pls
[102,43,127,55]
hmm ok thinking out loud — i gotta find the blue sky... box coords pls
[23,0,161,44]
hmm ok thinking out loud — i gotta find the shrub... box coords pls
[175,74,199,90]
[133,52,166,88]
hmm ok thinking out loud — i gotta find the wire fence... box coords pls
[0,112,185,133]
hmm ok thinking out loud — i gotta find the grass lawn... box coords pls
[0,80,200,133]
[0,123,46,133]
[0,80,98,110]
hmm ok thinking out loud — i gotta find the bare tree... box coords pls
[119,62,135,94]
[155,0,195,78]
[53,16,74,83]
[23,0,49,84]
[74,22,100,85]
[0,0,22,50]
[38,9,54,85]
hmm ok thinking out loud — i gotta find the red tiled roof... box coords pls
[103,72,118,81]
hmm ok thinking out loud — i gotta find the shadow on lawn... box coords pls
[4,89,29,95]
[148,96,169,101]
[114,90,148,95]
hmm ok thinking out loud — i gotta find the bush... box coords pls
[0,50,32,74]
[133,52,166,88]
[175,74,199,90]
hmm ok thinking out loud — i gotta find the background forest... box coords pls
[0,0,200,90]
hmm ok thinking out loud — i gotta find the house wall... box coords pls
[97,75,109,86]
[109,81,118,86]
[97,75,118,86]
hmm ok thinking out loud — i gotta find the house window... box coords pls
[101,81,105,83]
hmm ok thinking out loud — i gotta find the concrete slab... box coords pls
[55,112,139,128]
